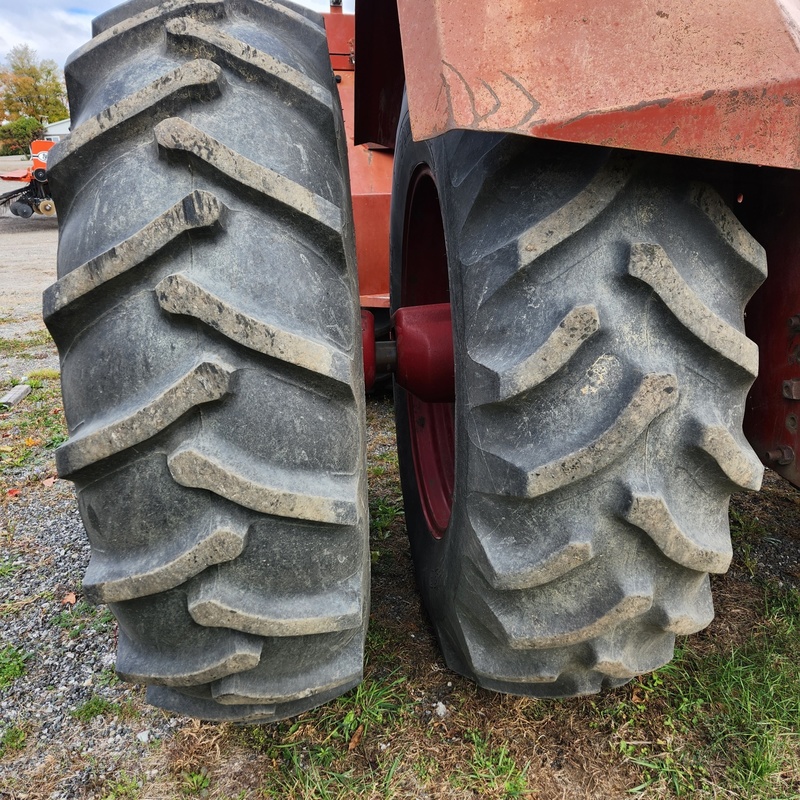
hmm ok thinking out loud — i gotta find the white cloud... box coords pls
[0,0,355,68]
[0,2,111,67]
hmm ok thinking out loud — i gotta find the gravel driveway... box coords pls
[1,213,185,798]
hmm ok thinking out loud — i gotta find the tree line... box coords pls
[1,45,69,156]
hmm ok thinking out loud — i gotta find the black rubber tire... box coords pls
[45,0,368,722]
[391,104,766,696]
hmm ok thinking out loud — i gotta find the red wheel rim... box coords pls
[401,166,454,539]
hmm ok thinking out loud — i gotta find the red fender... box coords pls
[357,0,800,169]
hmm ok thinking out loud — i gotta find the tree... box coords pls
[0,116,44,155]
[0,45,68,124]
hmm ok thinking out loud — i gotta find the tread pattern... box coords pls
[167,444,358,524]
[470,304,600,406]
[84,512,249,602]
[470,372,679,500]
[624,492,731,573]
[45,60,225,173]
[698,424,763,491]
[515,154,633,270]
[156,273,352,382]
[57,359,235,477]
[44,191,225,322]
[164,17,333,116]
[628,242,759,377]
[48,0,367,722]
[153,117,342,239]
[395,125,766,698]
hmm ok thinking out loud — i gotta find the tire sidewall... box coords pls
[390,102,474,670]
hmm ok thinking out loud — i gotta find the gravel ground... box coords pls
[0,214,182,798]
[1,485,185,799]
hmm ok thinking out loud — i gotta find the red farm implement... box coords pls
[0,140,57,218]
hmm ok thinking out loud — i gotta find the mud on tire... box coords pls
[45,0,368,722]
[391,107,766,696]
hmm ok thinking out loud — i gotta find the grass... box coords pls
[71,695,122,722]
[0,361,65,483]
[609,583,800,797]
[54,600,115,639]
[0,329,53,356]
[0,644,29,688]
[451,729,529,798]
[0,724,27,758]
[730,508,767,577]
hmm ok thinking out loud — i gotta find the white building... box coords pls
[43,118,70,141]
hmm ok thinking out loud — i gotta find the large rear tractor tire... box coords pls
[45,0,367,722]
[391,105,766,696]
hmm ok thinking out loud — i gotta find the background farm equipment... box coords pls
[44,0,800,722]
[0,140,57,218]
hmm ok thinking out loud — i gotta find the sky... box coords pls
[0,0,354,69]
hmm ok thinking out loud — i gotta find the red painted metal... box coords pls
[325,11,393,307]
[394,303,455,402]
[388,0,800,168]
[399,166,455,537]
[2,140,55,183]
[323,6,355,71]
[1,167,31,182]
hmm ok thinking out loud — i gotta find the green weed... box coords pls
[92,607,115,632]
[0,725,27,757]
[450,729,528,798]
[54,600,95,638]
[0,645,30,688]
[369,496,403,539]
[182,768,210,796]
[101,772,141,800]
[97,667,120,688]
[71,696,121,722]
[0,558,21,580]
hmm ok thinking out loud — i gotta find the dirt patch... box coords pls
[0,214,59,319]
[0,215,60,382]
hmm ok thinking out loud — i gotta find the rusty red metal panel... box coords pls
[323,8,355,71]
[334,68,394,306]
[397,0,800,168]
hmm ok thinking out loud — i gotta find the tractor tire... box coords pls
[45,0,368,722]
[391,104,766,696]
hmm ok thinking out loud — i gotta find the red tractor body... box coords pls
[337,0,800,488]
